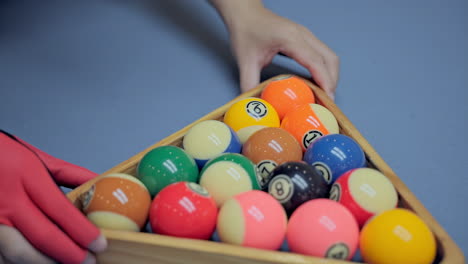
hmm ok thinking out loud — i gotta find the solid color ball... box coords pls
[224,97,280,136]
[303,134,366,184]
[136,145,199,197]
[263,161,330,216]
[149,181,218,240]
[360,208,436,264]
[260,75,315,119]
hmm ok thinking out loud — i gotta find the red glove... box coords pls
[0,130,103,264]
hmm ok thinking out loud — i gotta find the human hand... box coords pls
[0,131,107,264]
[209,0,339,100]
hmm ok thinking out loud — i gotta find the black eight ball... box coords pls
[263,161,330,216]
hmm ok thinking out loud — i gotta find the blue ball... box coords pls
[351,247,363,262]
[279,238,290,252]
[183,120,242,168]
[303,134,366,184]
[211,229,222,242]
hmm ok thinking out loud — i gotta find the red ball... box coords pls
[149,181,218,240]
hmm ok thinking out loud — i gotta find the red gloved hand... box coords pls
[0,131,107,264]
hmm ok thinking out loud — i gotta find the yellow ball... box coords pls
[360,208,436,264]
[224,97,280,135]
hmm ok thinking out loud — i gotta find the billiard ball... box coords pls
[281,103,339,151]
[264,161,330,215]
[136,145,199,197]
[287,198,359,260]
[149,181,218,240]
[329,168,398,227]
[303,134,366,184]
[237,125,266,144]
[211,229,222,242]
[217,190,287,250]
[242,127,302,188]
[202,153,261,190]
[360,208,436,264]
[224,97,280,140]
[80,173,151,232]
[199,156,253,207]
[260,75,315,119]
[183,120,242,168]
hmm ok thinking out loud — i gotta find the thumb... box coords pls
[238,55,262,93]
[14,136,98,187]
[0,225,55,264]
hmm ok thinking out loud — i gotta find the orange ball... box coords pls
[80,173,152,232]
[281,103,339,151]
[261,75,315,120]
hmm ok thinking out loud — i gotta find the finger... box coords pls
[281,41,335,100]
[0,225,54,264]
[237,53,262,93]
[22,167,106,253]
[13,201,97,264]
[48,161,98,188]
[13,136,98,187]
[301,29,340,88]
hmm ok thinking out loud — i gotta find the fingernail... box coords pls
[81,253,96,264]
[88,234,107,253]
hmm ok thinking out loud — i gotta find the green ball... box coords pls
[136,145,199,197]
[201,153,261,190]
